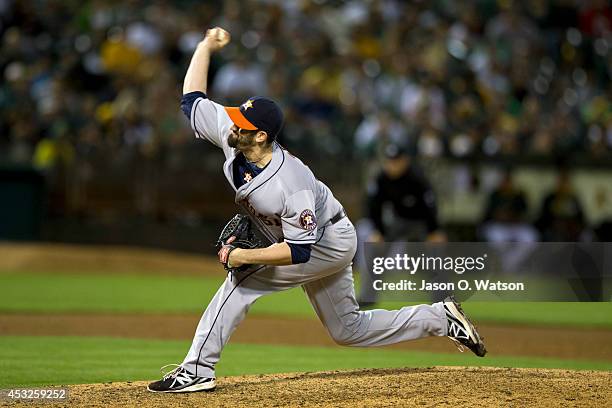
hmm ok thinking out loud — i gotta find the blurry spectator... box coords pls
[7,117,37,164]
[211,53,267,102]
[595,219,612,241]
[32,130,74,171]
[125,20,162,56]
[480,169,538,243]
[100,28,143,77]
[416,126,445,158]
[485,3,540,47]
[579,0,612,37]
[592,184,612,241]
[536,0,579,31]
[399,72,447,131]
[354,111,407,158]
[366,143,444,242]
[536,167,590,241]
[355,143,446,305]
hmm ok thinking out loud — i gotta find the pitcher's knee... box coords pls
[329,330,354,346]
[327,312,364,346]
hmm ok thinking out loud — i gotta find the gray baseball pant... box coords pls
[182,219,448,377]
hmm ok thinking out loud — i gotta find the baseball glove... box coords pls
[216,214,263,273]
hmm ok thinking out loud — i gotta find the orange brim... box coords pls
[224,107,257,130]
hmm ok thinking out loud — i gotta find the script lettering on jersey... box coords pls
[239,198,281,227]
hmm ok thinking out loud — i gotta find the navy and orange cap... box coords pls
[224,96,284,140]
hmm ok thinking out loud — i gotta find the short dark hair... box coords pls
[264,130,276,145]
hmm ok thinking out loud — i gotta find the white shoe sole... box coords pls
[147,379,216,393]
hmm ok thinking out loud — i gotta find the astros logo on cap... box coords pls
[242,99,254,110]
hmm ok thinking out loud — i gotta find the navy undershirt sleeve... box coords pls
[181,91,207,118]
[287,243,312,264]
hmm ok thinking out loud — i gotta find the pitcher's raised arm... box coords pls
[180,27,233,153]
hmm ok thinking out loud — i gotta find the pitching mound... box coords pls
[6,367,610,407]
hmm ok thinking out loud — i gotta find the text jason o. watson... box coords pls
[373,279,526,292]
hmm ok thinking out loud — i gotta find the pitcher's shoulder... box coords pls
[275,148,317,182]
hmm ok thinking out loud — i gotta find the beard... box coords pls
[228,132,256,149]
[228,132,239,148]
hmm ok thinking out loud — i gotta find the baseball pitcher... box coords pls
[148,27,486,393]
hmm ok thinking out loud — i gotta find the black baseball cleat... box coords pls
[443,296,487,357]
[147,364,216,393]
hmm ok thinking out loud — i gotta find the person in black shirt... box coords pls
[356,143,446,306]
[536,168,589,242]
[480,169,538,243]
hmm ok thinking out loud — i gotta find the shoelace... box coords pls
[447,321,485,353]
[446,311,479,353]
[160,363,182,380]
[449,337,466,353]
[444,299,486,355]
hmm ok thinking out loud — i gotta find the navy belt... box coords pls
[329,209,347,225]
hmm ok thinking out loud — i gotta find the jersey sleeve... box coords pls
[185,93,234,157]
[287,242,312,264]
[281,189,318,244]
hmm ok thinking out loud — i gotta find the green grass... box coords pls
[0,336,610,388]
[0,272,221,313]
[0,272,611,327]
[455,302,612,327]
[375,301,612,328]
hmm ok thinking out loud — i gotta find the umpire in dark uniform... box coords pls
[356,143,446,306]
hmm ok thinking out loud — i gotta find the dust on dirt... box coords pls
[4,367,611,408]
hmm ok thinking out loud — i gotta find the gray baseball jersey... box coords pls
[180,95,449,378]
[190,96,343,245]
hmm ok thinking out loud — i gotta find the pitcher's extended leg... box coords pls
[304,266,448,346]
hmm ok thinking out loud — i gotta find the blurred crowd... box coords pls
[360,144,611,246]
[1,0,611,171]
[480,164,600,241]
[1,0,612,240]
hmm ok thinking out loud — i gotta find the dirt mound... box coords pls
[4,367,610,407]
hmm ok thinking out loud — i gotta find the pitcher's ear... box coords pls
[256,131,269,144]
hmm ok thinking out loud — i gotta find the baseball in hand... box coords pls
[205,27,230,51]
